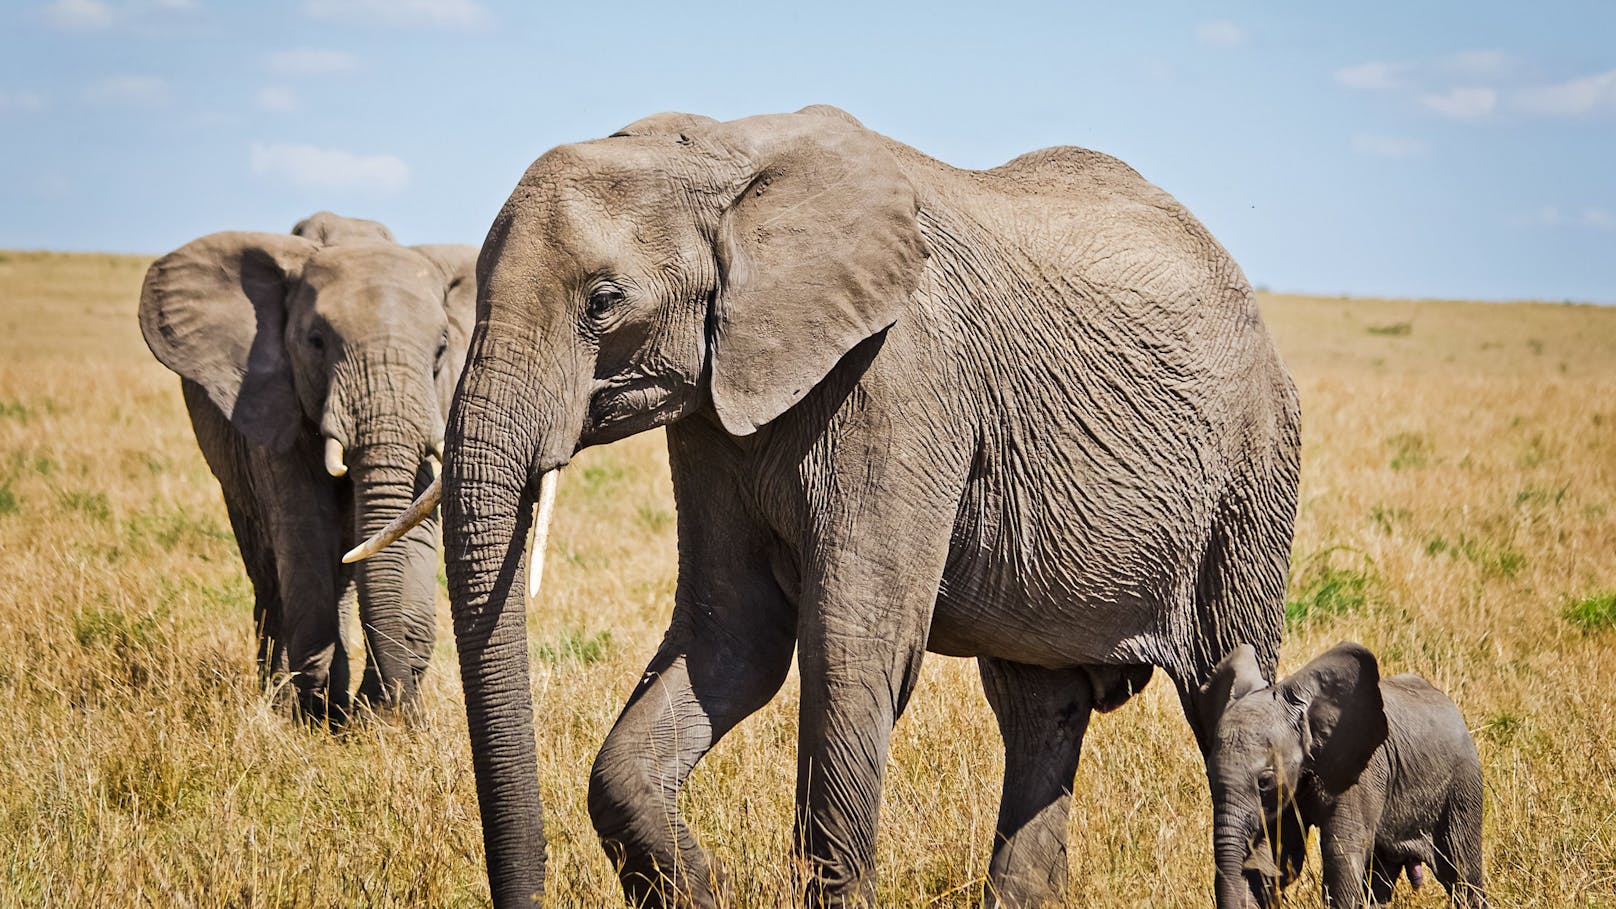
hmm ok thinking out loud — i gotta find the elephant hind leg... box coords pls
[978,658,1095,909]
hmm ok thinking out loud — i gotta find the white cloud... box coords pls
[1419,86,1496,120]
[1441,50,1515,79]
[1195,20,1247,49]
[84,74,169,107]
[1334,61,1411,91]
[0,90,47,112]
[1524,205,1615,230]
[1440,50,1516,80]
[302,0,487,28]
[1583,207,1616,230]
[265,48,359,76]
[250,142,409,193]
[41,0,115,28]
[1529,205,1563,227]
[148,0,197,8]
[257,86,298,112]
[1350,133,1428,159]
[1512,69,1616,118]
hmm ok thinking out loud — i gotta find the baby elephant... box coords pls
[1198,642,1486,908]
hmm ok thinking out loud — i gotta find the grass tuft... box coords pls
[1387,431,1431,470]
[535,628,614,667]
[1562,592,1616,631]
[1285,549,1377,626]
[1367,321,1412,336]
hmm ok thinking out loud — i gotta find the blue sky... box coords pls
[1,1,1612,302]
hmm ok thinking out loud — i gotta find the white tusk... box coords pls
[343,474,441,563]
[430,438,445,461]
[526,470,560,602]
[324,437,348,477]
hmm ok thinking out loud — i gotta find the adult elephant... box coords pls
[360,106,1301,906]
[141,212,476,723]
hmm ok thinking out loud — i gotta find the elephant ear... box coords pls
[139,231,316,450]
[1196,643,1270,735]
[291,210,394,245]
[708,116,929,436]
[412,243,479,417]
[1279,641,1388,794]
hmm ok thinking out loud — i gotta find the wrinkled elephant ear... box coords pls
[412,243,480,418]
[707,113,929,436]
[1277,641,1388,794]
[291,210,395,245]
[139,231,316,451]
[1196,643,1269,734]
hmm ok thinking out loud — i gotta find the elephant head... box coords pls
[140,219,476,709]
[1197,642,1388,909]
[352,106,927,901]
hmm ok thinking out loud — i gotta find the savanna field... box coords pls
[1,250,1613,907]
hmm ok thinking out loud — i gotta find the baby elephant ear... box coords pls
[139,231,316,450]
[1280,641,1388,794]
[709,117,929,435]
[1196,643,1269,735]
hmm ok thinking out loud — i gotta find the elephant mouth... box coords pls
[584,375,695,444]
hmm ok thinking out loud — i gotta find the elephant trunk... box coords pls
[441,331,560,905]
[328,350,442,712]
[1212,804,1261,909]
[348,438,437,709]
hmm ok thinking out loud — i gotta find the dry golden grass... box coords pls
[1,250,1613,907]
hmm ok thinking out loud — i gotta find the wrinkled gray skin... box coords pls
[1199,643,1487,909]
[140,212,475,722]
[438,106,1300,907]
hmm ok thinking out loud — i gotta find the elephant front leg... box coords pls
[591,553,798,905]
[977,659,1095,909]
[1318,808,1376,908]
[254,445,349,725]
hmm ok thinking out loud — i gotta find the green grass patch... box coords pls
[1369,505,1410,533]
[0,482,16,515]
[0,400,28,422]
[1386,432,1431,470]
[1515,484,1568,509]
[1366,321,1412,336]
[636,503,674,532]
[1562,592,1616,631]
[1286,549,1377,626]
[61,489,112,522]
[73,607,164,652]
[535,629,613,667]
[124,505,232,555]
[1480,711,1524,745]
[1425,533,1527,578]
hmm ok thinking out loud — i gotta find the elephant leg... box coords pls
[977,658,1094,909]
[1436,783,1488,909]
[182,383,288,687]
[794,517,955,907]
[1318,809,1375,908]
[250,438,349,725]
[589,422,797,908]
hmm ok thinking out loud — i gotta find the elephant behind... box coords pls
[361,106,1302,906]
[140,212,476,722]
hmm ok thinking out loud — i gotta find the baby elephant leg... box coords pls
[1437,781,1489,909]
[978,658,1097,909]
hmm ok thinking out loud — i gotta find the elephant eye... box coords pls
[586,284,626,321]
[1258,769,1278,793]
[307,332,325,351]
